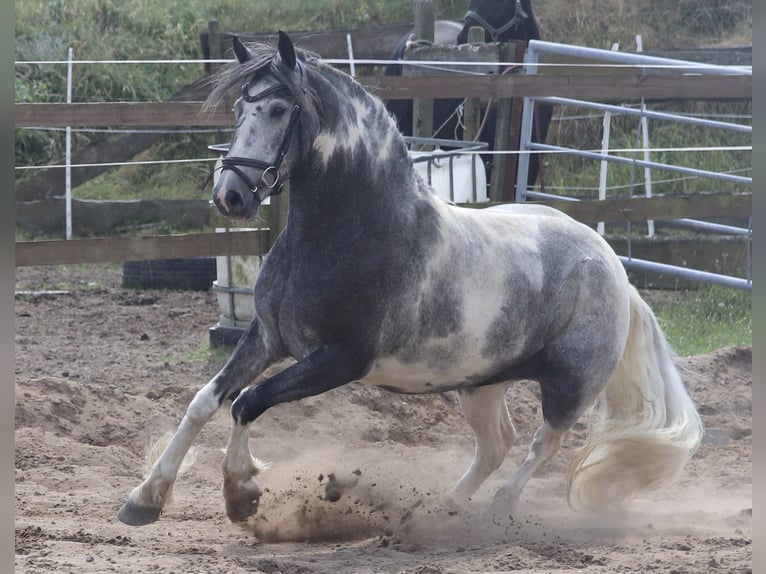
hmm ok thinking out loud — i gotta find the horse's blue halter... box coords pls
[464,0,529,42]
[219,62,306,197]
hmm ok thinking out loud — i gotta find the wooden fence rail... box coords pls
[15,193,750,267]
[15,230,271,267]
[15,62,751,268]
[14,74,751,128]
[485,192,752,224]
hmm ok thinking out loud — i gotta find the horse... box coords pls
[117,32,703,528]
[383,0,554,193]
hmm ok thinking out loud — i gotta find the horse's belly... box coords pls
[361,355,494,394]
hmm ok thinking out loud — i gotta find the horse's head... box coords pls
[457,0,539,44]
[209,32,309,219]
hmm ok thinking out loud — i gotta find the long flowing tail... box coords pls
[567,285,704,512]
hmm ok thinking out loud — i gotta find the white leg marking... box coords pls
[222,419,268,522]
[451,384,516,500]
[487,422,566,519]
[126,381,221,510]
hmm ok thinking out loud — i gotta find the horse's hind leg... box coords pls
[485,421,567,522]
[118,319,276,526]
[450,383,516,501]
[484,348,620,522]
[486,323,626,521]
[483,260,630,523]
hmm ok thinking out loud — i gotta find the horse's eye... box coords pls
[271,105,287,118]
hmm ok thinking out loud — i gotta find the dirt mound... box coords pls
[14,265,751,573]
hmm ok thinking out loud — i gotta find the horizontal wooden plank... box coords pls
[15,74,751,127]
[15,230,271,267]
[531,192,752,224]
[15,102,233,128]
[364,73,752,101]
[16,198,214,236]
[17,193,749,267]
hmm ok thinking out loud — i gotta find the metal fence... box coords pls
[515,39,752,290]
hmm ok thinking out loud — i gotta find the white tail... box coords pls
[567,285,704,511]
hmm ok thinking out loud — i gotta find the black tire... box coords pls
[122,258,217,291]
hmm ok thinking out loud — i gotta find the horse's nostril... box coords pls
[226,190,243,210]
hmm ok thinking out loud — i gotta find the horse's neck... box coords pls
[288,150,420,236]
[299,80,415,201]
[287,127,423,242]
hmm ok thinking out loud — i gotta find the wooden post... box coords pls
[489,42,514,202]
[490,40,527,202]
[207,20,222,76]
[411,0,434,142]
[268,187,289,249]
[463,26,485,142]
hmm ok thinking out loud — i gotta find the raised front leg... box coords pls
[118,319,278,526]
[221,344,372,523]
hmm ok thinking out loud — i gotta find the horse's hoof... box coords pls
[223,476,262,524]
[481,501,516,527]
[117,501,162,526]
[225,496,260,523]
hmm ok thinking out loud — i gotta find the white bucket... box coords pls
[213,229,261,327]
[411,150,488,203]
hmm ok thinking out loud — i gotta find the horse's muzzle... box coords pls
[212,170,259,219]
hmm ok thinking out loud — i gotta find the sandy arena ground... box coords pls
[15,264,751,573]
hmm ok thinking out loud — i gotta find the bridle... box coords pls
[464,0,529,42]
[218,62,306,198]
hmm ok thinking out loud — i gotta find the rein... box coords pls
[464,0,529,42]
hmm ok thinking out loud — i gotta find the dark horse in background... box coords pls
[384,0,554,192]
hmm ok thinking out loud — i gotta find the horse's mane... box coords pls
[203,41,322,113]
[203,38,402,160]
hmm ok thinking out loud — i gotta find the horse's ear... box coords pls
[277,30,297,71]
[232,36,250,64]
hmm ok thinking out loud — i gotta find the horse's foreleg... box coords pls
[118,319,275,526]
[221,420,266,522]
[450,383,515,501]
[485,421,566,522]
[117,380,222,526]
[221,344,371,523]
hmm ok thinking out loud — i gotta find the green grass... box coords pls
[161,340,232,365]
[647,285,751,356]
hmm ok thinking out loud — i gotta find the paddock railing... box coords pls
[15,45,752,293]
[514,40,752,290]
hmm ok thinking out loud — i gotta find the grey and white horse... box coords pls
[118,32,703,527]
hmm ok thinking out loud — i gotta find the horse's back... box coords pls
[447,202,624,284]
